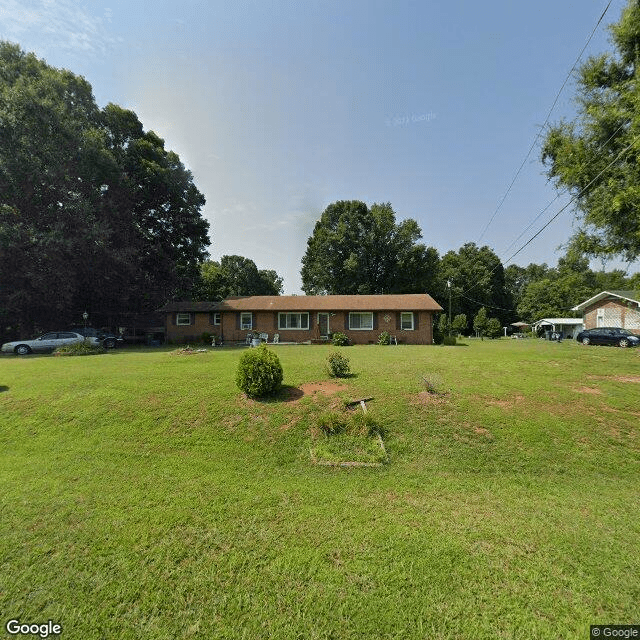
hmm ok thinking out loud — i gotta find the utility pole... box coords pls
[447,280,452,336]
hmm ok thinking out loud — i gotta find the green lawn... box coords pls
[1,340,639,639]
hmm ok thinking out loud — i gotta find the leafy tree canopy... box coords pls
[541,0,640,263]
[451,313,468,336]
[473,306,489,339]
[197,256,283,300]
[512,250,639,322]
[486,317,503,339]
[300,200,439,295]
[0,42,209,336]
[440,243,511,325]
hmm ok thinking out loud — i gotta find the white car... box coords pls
[1,331,100,355]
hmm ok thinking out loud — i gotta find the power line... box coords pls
[476,0,613,244]
[502,137,639,267]
[453,130,636,302]
[498,122,627,258]
[450,135,638,310]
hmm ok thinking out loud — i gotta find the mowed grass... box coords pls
[1,340,639,639]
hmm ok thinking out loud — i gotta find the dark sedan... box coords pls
[70,327,124,349]
[576,327,640,348]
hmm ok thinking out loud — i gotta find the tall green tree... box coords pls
[473,307,489,340]
[0,43,209,336]
[300,200,440,296]
[541,0,640,263]
[197,256,283,300]
[486,317,503,339]
[440,243,511,325]
[504,263,553,311]
[451,313,468,336]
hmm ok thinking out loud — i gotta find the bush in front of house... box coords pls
[331,332,349,346]
[235,344,283,398]
[442,335,457,346]
[326,351,351,378]
[54,342,107,356]
[201,331,213,345]
[377,331,391,345]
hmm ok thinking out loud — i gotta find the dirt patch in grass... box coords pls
[574,386,603,395]
[413,391,449,405]
[474,426,493,438]
[484,395,525,408]
[279,417,300,431]
[279,381,348,403]
[300,381,348,396]
[588,375,640,383]
[238,381,347,405]
[602,406,640,418]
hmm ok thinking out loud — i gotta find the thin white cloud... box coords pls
[0,0,117,56]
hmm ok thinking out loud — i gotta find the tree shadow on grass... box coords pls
[0,385,9,393]
[250,377,357,404]
[250,385,304,404]
[334,372,359,379]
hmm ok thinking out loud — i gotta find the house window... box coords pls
[176,313,191,326]
[400,312,414,330]
[349,312,373,330]
[240,312,252,330]
[278,312,309,330]
[213,312,221,326]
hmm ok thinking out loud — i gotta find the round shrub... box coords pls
[235,345,283,397]
[326,351,351,378]
[377,331,390,345]
[332,332,349,346]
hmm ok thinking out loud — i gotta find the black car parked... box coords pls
[576,327,640,348]
[70,327,124,349]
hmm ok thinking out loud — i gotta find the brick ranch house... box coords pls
[160,294,443,345]
[572,290,640,335]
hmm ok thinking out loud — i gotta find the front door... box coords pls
[318,313,329,338]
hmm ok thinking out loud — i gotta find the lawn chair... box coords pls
[259,332,268,343]
[273,333,279,344]
[390,335,398,345]
[245,333,253,345]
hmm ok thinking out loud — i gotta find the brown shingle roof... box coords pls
[218,294,443,312]
[158,301,221,313]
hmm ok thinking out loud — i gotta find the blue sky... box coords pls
[0,0,633,293]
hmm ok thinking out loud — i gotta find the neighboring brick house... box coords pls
[572,290,640,335]
[160,294,443,345]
